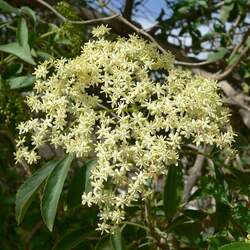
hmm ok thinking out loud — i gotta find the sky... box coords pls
[133,0,167,28]
[106,0,168,29]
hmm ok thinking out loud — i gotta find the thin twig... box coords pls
[122,221,150,231]
[222,97,250,112]
[117,13,167,54]
[229,14,242,35]
[214,43,250,80]
[214,1,225,9]
[36,0,67,21]
[230,43,243,61]
[227,27,250,63]
[25,221,43,244]
[98,2,166,53]
[214,27,250,80]
[184,146,207,203]
[175,60,214,66]
[144,200,170,250]
[21,162,32,177]
[0,129,32,176]
[68,14,119,24]
[36,0,118,24]
[96,103,120,119]
[177,24,248,68]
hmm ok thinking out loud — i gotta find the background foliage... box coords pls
[0,0,250,249]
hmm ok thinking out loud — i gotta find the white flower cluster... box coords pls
[15,25,234,233]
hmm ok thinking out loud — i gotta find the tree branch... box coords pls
[114,10,167,54]
[214,28,250,80]
[184,146,207,203]
[123,0,134,20]
[175,60,214,66]
[214,43,250,80]
[36,0,67,21]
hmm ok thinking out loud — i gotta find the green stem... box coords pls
[122,221,150,231]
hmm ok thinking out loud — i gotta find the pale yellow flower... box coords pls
[16,25,235,233]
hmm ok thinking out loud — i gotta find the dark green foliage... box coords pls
[67,160,97,208]
[16,159,59,224]
[218,242,250,250]
[41,154,74,231]
[163,165,184,220]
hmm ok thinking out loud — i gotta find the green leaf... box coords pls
[37,51,53,60]
[163,165,183,220]
[15,160,59,224]
[0,0,18,13]
[227,53,241,66]
[178,6,189,15]
[207,47,228,63]
[67,162,87,208]
[111,228,124,250]
[20,6,36,23]
[66,159,96,208]
[2,63,23,78]
[0,42,35,65]
[85,160,97,193]
[244,70,250,79]
[218,242,250,250]
[166,215,192,232]
[41,154,74,231]
[198,0,207,8]
[183,209,207,220]
[7,75,35,89]
[214,165,230,204]
[17,18,29,46]
[220,3,234,22]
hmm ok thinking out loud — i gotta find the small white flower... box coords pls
[92,24,111,38]
[16,26,234,233]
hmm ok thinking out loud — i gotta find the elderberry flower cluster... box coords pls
[15,25,234,233]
